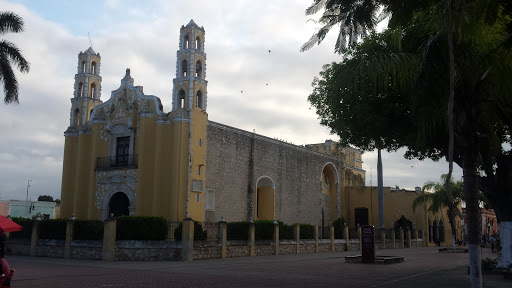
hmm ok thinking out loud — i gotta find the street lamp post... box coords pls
[26,180,32,201]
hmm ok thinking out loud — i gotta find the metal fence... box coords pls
[167,220,181,240]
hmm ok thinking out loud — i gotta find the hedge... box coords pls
[174,220,207,241]
[116,216,167,240]
[332,217,346,239]
[73,219,104,240]
[299,223,314,239]
[39,219,67,240]
[10,217,32,239]
[227,222,249,240]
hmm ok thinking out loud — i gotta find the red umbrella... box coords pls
[0,216,22,233]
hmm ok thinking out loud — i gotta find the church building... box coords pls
[60,20,457,246]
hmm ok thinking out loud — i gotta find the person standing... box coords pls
[489,235,496,253]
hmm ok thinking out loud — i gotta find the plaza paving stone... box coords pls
[6,246,510,287]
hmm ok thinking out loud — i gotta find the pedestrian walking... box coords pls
[490,235,496,253]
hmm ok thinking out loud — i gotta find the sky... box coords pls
[0,0,462,201]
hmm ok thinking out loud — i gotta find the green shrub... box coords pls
[116,216,167,240]
[174,220,207,241]
[332,217,346,239]
[73,219,104,240]
[481,257,497,271]
[255,220,274,240]
[10,217,32,239]
[227,222,249,240]
[279,222,294,240]
[39,219,67,240]
[299,223,314,239]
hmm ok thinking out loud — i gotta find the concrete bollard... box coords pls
[293,224,300,254]
[407,229,412,248]
[30,219,41,257]
[219,220,227,258]
[102,218,116,261]
[181,218,194,261]
[273,221,279,255]
[249,221,255,256]
[64,219,75,259]
[344,225,349,251]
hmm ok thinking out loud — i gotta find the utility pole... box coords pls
[26,180,32,201]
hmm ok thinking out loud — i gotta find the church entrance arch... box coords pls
[320,163,339,231]
[109,192,130,217]
[256,176,275,220]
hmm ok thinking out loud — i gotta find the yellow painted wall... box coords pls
[60,136,78,218]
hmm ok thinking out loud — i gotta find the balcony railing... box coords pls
[96,154,138,170]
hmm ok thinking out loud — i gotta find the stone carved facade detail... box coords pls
[95,169,138,208]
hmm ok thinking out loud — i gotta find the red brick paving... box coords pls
[6,247,510,287]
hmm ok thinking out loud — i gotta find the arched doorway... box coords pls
[109,192,130,217]
[256,176,275,220]
[321,163,339,232]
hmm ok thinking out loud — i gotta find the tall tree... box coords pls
[305,1,512,285]
[0,11,30,104]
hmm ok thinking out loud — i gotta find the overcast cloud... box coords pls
[0,0,462,201]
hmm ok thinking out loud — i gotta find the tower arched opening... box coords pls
[178,89,186,109]
[184,34,189,49]
[195,36,201,50]
[78,82,84,97]
[74,108,80,126]
[81,61,86,73]
[195,60,202,78]
[91,61,97,74]
[181,60,188,77]
[90,83,96,98]
[256,176,275,221]
[196,90,203,109]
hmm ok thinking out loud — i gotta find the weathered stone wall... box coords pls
[70,240,102,260]
[206,122,343,225]
[115,240,181,261]
[193,240,221,260]
[5,238,30,256]
[35,239,65,258]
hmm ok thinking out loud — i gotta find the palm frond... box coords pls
[0,11,24,34]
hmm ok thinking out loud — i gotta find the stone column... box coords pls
[219,220,227,258]
[415,230,419,248]
[64,219,75,259]
[392,229,396,249]
[344,224,349,251]
[400,228,405,248]
[380,228,386,249]
[407,229,412,248]
[314,225,319,253]
[273,221,279,255]
[30,219,41,257]
[181,218,194,261]
[249,221,255,257]
[293,224,300,254]
[330,225,335,252]
[102,218,116,261]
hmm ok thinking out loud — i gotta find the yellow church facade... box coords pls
[60,20,459,247]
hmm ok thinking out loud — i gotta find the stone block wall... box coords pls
[206,122,343,225]
[6,238,30,256]
[35,239,65,258]
[115,240,181,261]
[70,240,102,260]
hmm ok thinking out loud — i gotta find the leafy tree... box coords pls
[305,1,512,285]
[37,195,54,202]
[0,11,30,103]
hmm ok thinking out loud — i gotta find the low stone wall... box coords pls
[70,240,102,260]
[194,240,221,260]
[116,240,181,261]
[35,239,65,258]
[6,238,30,256]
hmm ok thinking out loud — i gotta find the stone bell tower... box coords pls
[69,47,103,128]
[171,20,208,221]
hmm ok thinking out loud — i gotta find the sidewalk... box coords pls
[7,246,510,287]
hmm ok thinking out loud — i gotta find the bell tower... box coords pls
[69,47,102,127]
[171,20,208,221]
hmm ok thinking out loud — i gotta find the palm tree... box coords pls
[0,11,30,104]
[413,175,463,250]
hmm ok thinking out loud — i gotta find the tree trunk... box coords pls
[447,208,457,251]
[464,147,483,287]
[377,147,383,228]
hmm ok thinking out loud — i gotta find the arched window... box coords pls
[91,61,97,74]
[78,82,84,97]
[178,89,186,109]
[74,108,80,126]
[196,90,203,109]
[439,219,445,242]
[196,36,201,50]
[195,60,202,78]
[181,60,188,77]
[81,61,86,73]
[184,35,189,49]
[90,83,96,98]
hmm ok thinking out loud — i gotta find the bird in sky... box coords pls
[268,50,271,53]
[241,90,243,93]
